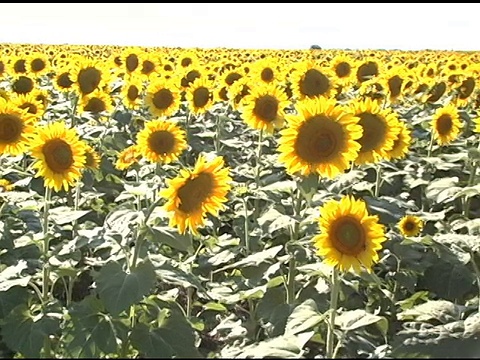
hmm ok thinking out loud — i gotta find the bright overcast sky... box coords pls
[1,3,479,51]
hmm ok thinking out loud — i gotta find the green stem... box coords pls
[427,131,435,158]
[70,94,79,129]
[326,266,340,359]
[286,188,302,305]
[242,196,250,255]
[286,255,296,305]
[42,187,52,304]
[215,114,222,153]
[135,170,142,212]
[72,180,81,239]
[470,251,480,314]
[253,129,264,219]
[374,162,382,197]
[186,287,194,318]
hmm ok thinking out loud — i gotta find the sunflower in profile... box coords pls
[136,119,187,164]
[84,144,101,171]
[29,121,87,192]
[145,77,181,118]
[115,144,141,171]
[278,97,362,178]
[78,89,114,120]
[26,52,51,78]
[10,92,45,122]
[452,74,477,107]
[422,80,448,104]
[386,120,412,160]
[239,82,290,134]
[289,61,336,100]
[348,97,401,165]
[313,195,386,273]
[160,154,232,235]
[121,75,144,109]
[185,77,216,115]
[0,98,36,156]
[11,75,35,95]
[227,77,252,111]
[180,65,203,90]
[70,59,111,97]
[431,103,463,146]
[0,59,8,79]
[377,68,411,104]
[398,215,423,237]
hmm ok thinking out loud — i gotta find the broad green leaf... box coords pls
[49,206,91,225]
[335,309,388,335]
[285,299,326,336]
[95,259,156,316]
[0,260,31,291]
[398,300,462,323]
[0,286,29,317]
[214,245,283,272]
[144,225,194,253]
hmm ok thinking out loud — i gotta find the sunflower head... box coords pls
[84,144,101,171]
[398,215,423,237]
[185,77,216,115]
[145,78,181,118]
[431,103,463,146]
[0,98,36,156]
[313,195,386,274]
[115,144,141,171]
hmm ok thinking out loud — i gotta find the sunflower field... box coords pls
[0,42,480,359]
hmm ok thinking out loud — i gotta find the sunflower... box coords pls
[355,59,381,84]
[330,53,358,88]
[422,80,448,104]
[247,57,287,85]
[277,97,363,178]
[452,74,477,107]
[180,65,203,90]
[29,121,87,192]
[0,179,14,192]
[177,50,200,70]
[145,77,181,118]
[0,59,8,79]
[139,51,159,79]
[136,119,187,164]
[313,195,386,273]
[53,67,75,93]
[26,52,51,78]
[115,144,141,171]
[0,98,36,156]
[70,59,111,97]
[348,97,401,165]
[119,46,144,76]
[431,103,463,146]
[289,61,336,100]
[386,120,412,160]
[120,75,144,109]
[160,154,232,235]
[227,77,251,111]
[185,77,216,115]
[398,215,423,237]
[239,82,290,134]
[78,89,114,119]
[10,92,45,122]
[9,54,28,75]
[11,75,35,95]
[84,144,101,170]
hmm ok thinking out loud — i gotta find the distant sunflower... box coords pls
[289,61,336,100]
[278,97,362,178]
[177,50,200,70]
[239,82,289,134]
[0,179,14,192]
[356,59,381,84]
[115,144,141,171]
[70,59,111,96]
[10,55,28,75]
[30,121,87,192]
[78,89,114,119]
[398,215,423,237]
[0,98,36,155]
[11,75,35,95]
[121,75,144,109]
[453,75,477,107]
[330,53,357,88]
[53,67,75,93]
[139,52,158,79]
[348,97,401,165]
[227,77,251,111]
[10,92,45,122]
[136,119,187,164]
[423,80,448,104]
[26,52,51,77]
[387,121,412,160]
[160,155,232,235]
[185,77,216,115]
[84,144,101,170]
[248,57,287,85]
[431,103,463,145]
[120,46,144,76]
[180,66,203,90]
[313,195,386,273]
[145,78,181,117]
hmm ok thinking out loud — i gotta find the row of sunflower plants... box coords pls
[0,43,479,358]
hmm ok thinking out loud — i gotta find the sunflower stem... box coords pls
[469,251,480,313]
[72,180,81,239]
[41,186,52,359]
[326,266,340,359]
[286,255,296,305]
[374,162,382,197]
[215,114,222,154]
[242,196,250,255]
[135,170,142,212]
[70,94,79,129]
[427,131,435,158]
[253,129,264,219]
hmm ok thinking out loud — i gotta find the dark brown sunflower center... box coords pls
[0,114,24,143]
[177,172,214,213]
[181,70,201,88]
[152,89,174,110]
[193,87,210,108]
[19,102,38,114]
[42,139,74,173]
[458,77,475,99]
[261,68,274,82]
[426,82,446,103]
[148,130,175,155]
[253,95,279,122]
[357,112,387,153]
[141,60,155,75]
[31,58,46,72]
[332,216,365,256]
[388,75,403,98]
[294,115,344,163]
[335,62,351,78]
[426,68,434,77]
[14,59,27,74]
[127,85,140,101]
[219,86,229,101]
[114,56,122,66]
[85,152,95,168]
[84,98,106,114]
[300,69,330,97]
[181,57,192,68]
[436,114,453,135]
[57,73,74,89]
[0,61,4,75]
[356,61,379,83]
[126,54,139,73]
[12,76,34,94]
[403,221,415,231]
[225,72,242,86]
[164,64,173,72]
[78,67,102,95]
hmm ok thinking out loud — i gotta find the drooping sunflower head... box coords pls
[84,144,101,171]
[356,59,381,84]
[348,97,402,165]
[159,154,232,235]
[386,120,412,160]
[431,102,463,146]
[398,215,423,237]
[313,195,386,274]
[53,66,75,93]
[227,77,251,111]
[78,89,114,119]
[239,81,290,134]
[289,61,336,100]
[115,144,141,171]
[278,96,363,178]
[423,80,448,104]
[10,92,45,122]
[29,121,87,192]
[145,77,181,118]
[0,98,36,156]
[453,74,477,107]
[121,75,144,109]
[136,119,188,164]
[185,77,216,115]
[11,75,35,95]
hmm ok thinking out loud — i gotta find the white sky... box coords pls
[0,3,479,51]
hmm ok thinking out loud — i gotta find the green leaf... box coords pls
[214,245,283,273]
[49,206,91,225]
[95,259,156,316]
[0,286,29,317]
[130,310,201,358]
[398,300,462,323]
[144,225,194,253]
[0,260,31,291]
[285,299,327,336]
[335,309,388,336]
[1,304,60,358]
